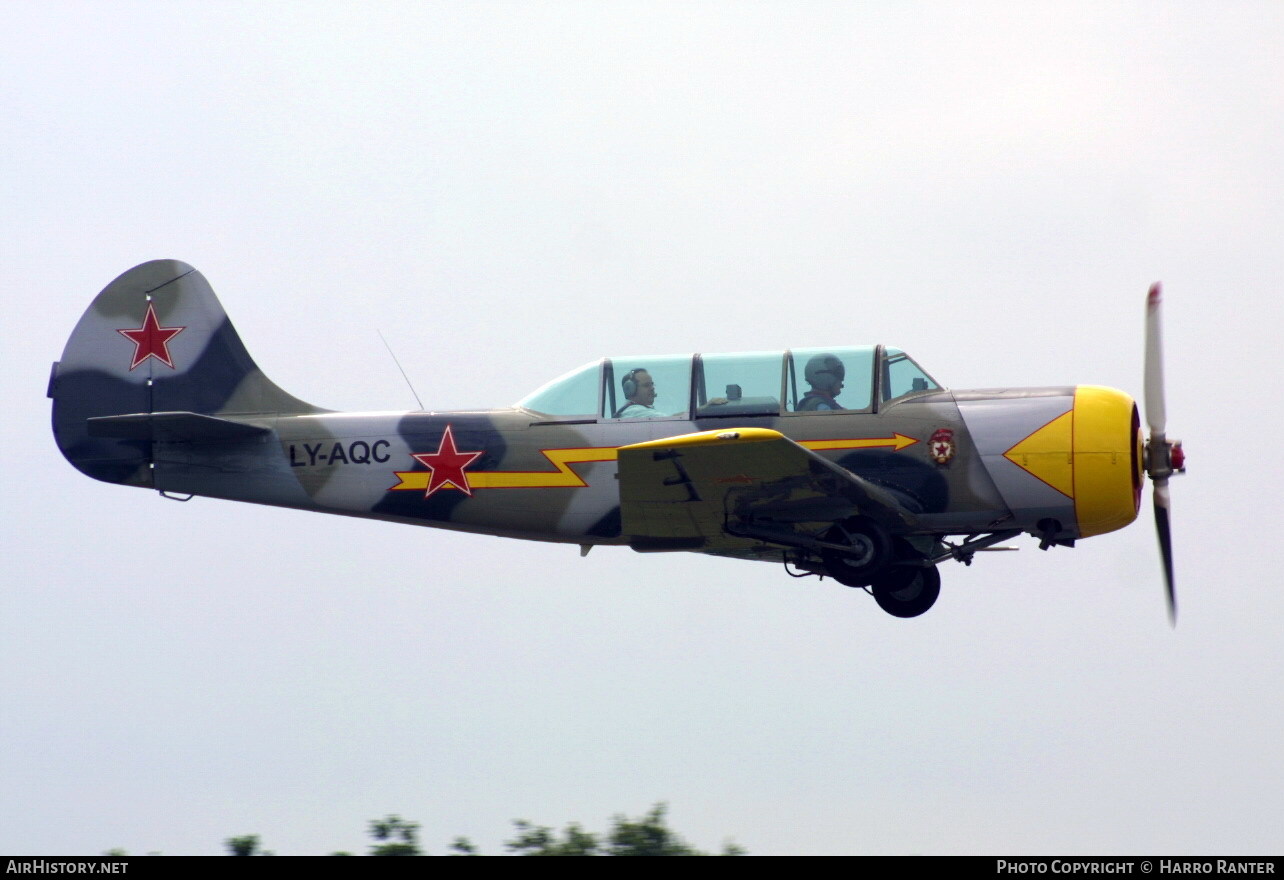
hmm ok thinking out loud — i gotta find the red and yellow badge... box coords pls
[929,428,956,465]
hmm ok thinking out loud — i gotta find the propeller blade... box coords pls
[1144,283,1166,437]
[1144,283,1180,625]
[1153,480,1176,625]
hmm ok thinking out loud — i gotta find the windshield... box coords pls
[882,348,940,402]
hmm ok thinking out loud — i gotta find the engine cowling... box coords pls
[958,385,1141,541]
[1070,385,1142,538]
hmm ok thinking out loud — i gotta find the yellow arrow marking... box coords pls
[1003,411,1074,498]
[801,433,919,452]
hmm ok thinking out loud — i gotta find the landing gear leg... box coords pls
[819,517,891,588]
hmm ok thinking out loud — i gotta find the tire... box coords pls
[871,564,941,618]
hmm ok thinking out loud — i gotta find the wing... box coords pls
[617,427,918,552]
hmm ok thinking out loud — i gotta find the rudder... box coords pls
[49,260,321,486]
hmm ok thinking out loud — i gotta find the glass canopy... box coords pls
[517,347,940,419]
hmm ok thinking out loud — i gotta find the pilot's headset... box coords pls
[622,368,645,399]
[805,354,845,392]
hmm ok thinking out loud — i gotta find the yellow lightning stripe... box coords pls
[391,446,618,492]
[392,433,917,493]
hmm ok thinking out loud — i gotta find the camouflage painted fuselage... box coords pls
[51,261,1143,608]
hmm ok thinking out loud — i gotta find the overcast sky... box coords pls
[3,2,1282,855]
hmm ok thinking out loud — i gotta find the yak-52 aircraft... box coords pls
[49,260,1184,619]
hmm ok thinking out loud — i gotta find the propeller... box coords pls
[1143,283,1185,624]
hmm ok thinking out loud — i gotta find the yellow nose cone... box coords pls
[1072,385,1142,537]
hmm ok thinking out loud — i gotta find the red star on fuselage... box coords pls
[411,425,484,498]
[117,302,185,370]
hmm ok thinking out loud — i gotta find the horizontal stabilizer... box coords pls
[87,411,269,442]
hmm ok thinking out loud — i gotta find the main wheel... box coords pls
[871,564,941,618]
[820,517,891,588]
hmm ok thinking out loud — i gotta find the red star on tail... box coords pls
[411,425,484,498]
[117,303,185,370]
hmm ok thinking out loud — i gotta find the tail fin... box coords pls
[49,260,321,486]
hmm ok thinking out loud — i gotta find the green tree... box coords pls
[368,814,422,856]
[506,819,600,856]
[506,803,743,856]
[225,834,263,856]
[605,803,700,856]
[449,836,479,855]
[222,804,744,855]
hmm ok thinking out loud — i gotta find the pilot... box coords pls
[797,353,845,411]
[614,368,662,418]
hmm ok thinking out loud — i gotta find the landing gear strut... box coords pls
[819,517,891,587]
[775,520,952,617]
[820,527,943,617]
